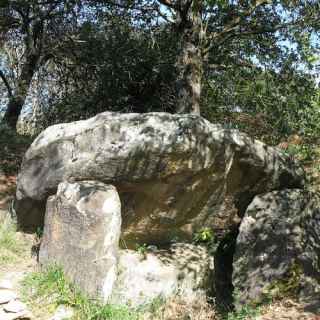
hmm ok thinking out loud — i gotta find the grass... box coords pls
[20,265,220,320]
[0,214,28,266]
[21,265,141,320]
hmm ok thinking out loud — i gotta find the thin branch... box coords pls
[214,20,297,50]
[155,5,174,23]
[157,0,177,10]
[207,0,271,48]
[0,70,13,97]
[11,3,27,21]
[208,58,260,71]
[102,0,137,10]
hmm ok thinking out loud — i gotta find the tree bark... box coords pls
[175,0,203,115]
[3,52,39,129]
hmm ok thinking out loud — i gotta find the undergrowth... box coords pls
[21,265,141,320]
[20,265,222,320]
[0,214,28,266]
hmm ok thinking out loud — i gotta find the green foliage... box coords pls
[284,144,316,162]
[193,228,215,244]
[35,227,44,240]
[201,0,320,145]
[202,67,320,145]
[135,243,148,255]
[1,0,319,150]
[44,13,177,124]
[193,228,219,255]
[21,265,141,320]
[0,124,33,174]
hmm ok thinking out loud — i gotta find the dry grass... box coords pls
[143,293,217,320]
[255,299,319,320]
[0,214,24,265]
[0,213,35,277]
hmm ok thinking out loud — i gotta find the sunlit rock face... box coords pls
[16,112,304,243]
[112,243,213,307]
[233,189,320,310]
[39,181,121,301]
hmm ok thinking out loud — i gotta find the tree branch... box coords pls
[157,0,177,10]
[208,0,271,45]
[0,70,13,97]
[214,20,295,50]
[155,5,174,23]
[100,0,137,10]
[208,58,261,71]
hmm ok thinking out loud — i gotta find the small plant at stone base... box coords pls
[35,227,44,240]
[193,227,219,255]
[135,243,148,255]
[193,228,215,244]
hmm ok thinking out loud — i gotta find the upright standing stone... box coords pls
[233,189,320,310]
[39,181,121,301]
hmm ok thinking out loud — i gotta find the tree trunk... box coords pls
[3,53,39,129]
[175,0,203,115]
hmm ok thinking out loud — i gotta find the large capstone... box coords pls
[39,181,121,301]
[16,112,304,245]
[233,189,320,311]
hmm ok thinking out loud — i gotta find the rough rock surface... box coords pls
[233,189,320,311]
[112,243,213,307]
[0,279,32,320]
[39,181,121,301]
[49,305,74,320]
[16,112,304,244]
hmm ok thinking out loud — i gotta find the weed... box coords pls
[193,227,219,255]
[35,226,44,239]
[0,215,27,265]
[193,228,215,244]
[135,243,148,255]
